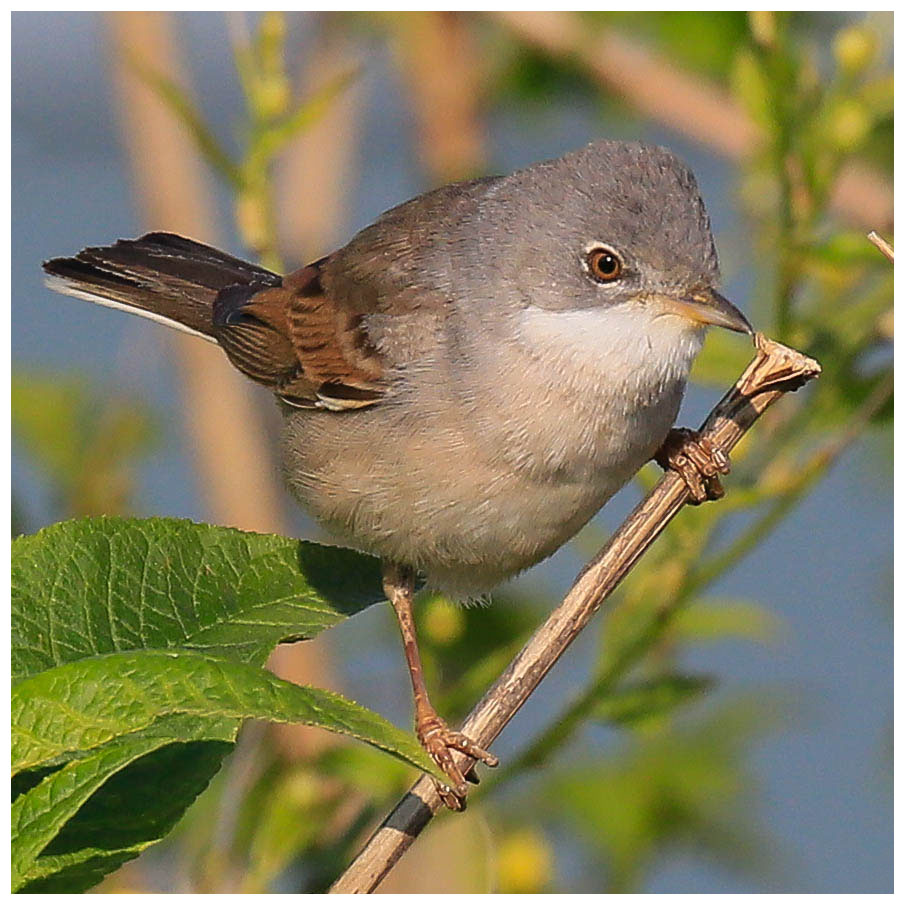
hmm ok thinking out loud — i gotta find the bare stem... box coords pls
[868,231,894,263]
[330,334,821,894]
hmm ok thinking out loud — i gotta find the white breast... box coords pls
[502,302,704,480]
[517,302,704,405]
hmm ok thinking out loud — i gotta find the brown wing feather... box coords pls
[213,259,385,410]
[284,264,383,390]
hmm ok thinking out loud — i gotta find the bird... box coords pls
[44,139,753,808]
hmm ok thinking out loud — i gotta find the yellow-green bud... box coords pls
[422,598,465,645]
[826,98,873,150]
[834,25,877,76]
[255,77,291,120]
[497,829,553,894]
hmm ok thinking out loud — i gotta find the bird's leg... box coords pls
[654,427,731,504]
[382,561,498,810]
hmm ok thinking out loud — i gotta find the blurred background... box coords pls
[11,11,892,894]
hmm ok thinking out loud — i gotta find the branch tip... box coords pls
[330,334,821,893]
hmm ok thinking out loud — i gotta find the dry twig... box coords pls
[330,334,821,894]
[868,230,895,263]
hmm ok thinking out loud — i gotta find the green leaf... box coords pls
[11,516,407,891]
[11,648,443,891]
[249,68,359,162]
[15,739,232,893]
[13,709,240,890]
[12,516,385,680]
[591,675,715,728]
[671,598,781,644]
[125,55,242,188]
[12,736,164,891]
[12,649,440,778]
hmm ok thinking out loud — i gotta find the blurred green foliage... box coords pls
[12,10,891,894]
[475,11,891,893]
[603,11,752,78]
[546,701,775,892]
[12,372,156,522]
[129,10,356,271]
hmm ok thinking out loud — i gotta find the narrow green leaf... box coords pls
[590,675,715,728]
[250,68,359,162]
[12,516,385,680]
[672,598,781,644]
[12,649,442,780]
[125,55,242,188]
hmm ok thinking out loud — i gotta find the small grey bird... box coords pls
[44,140,752,806]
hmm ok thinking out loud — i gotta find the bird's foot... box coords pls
[655,427,730,504]
[417,713,498,811]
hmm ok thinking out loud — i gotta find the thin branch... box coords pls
[330,335,821,894]
[868,230,894,263]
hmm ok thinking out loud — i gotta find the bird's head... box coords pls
[493,140,752,338]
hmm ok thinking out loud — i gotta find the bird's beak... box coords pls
[659,287,753,335]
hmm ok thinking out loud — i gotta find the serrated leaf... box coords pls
[10,516,408,891]
[16,738,232,893]
[12,649,440,779]
[11,646,442,892]
[13,709,240,890]
[12,735,184,891]
[12,516,385,680]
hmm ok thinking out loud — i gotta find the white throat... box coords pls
[517,302,704,402]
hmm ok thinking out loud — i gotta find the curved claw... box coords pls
[418,717,498,810]
[655,427,730,504]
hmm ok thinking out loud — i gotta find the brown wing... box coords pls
[213,176,506,407]
[212,258,384,410]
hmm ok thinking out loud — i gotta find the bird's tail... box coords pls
[43,232,282,342]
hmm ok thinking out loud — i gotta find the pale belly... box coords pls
[279,373,682,598]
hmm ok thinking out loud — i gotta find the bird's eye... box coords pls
[586,246,623,283]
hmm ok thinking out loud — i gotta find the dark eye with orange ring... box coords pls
[586,246,623,283]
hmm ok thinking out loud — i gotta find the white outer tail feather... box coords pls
[44,275,218,345]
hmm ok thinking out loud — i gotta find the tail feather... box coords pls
[43,232,281,341]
